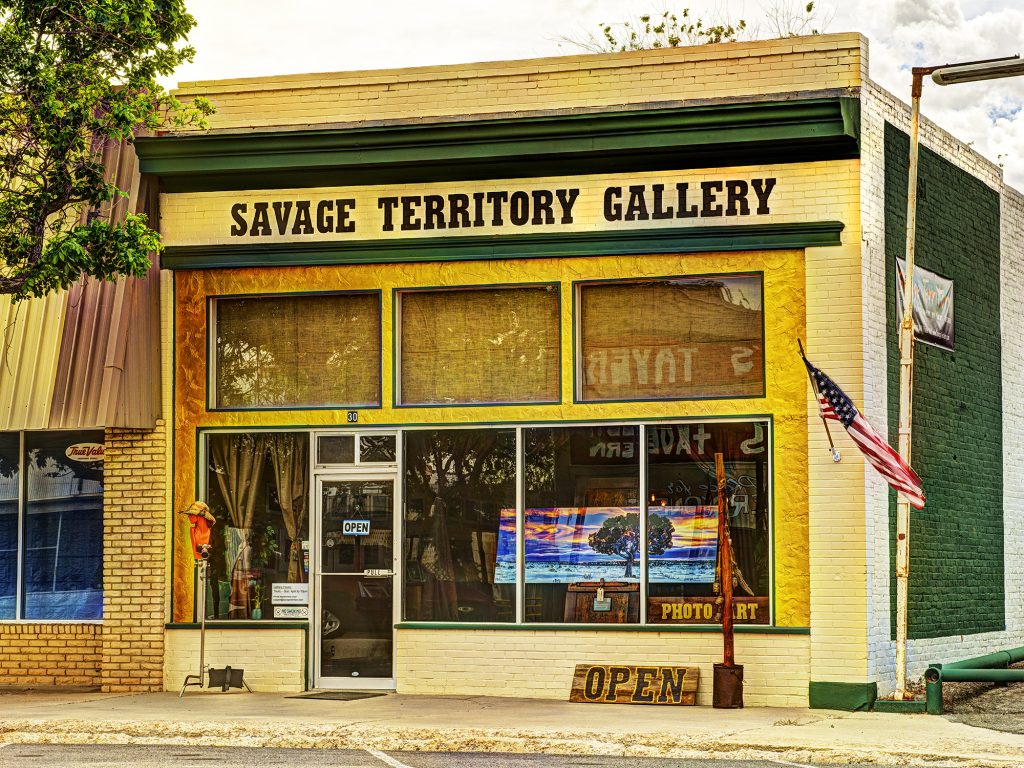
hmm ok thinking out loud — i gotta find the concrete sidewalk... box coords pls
[0,691,1021,767]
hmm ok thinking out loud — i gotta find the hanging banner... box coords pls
[896,259,954,351]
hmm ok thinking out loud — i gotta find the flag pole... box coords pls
[798,340,841,463]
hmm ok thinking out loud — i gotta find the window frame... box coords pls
[572,273,767,404]
[393,282,563,408]
[207,289,384,412]
[0,429,105,624]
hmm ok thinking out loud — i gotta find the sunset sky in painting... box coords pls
[497,506,719,564]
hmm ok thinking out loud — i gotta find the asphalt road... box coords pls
[0,744,946,768]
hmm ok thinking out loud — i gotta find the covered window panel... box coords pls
[399,286,560,405]
[403,429,516,622]
[577,275,764,402]
[214,293,381,409]
[22,431,104,621]
[0,434,19,620]
[646,421,771,625]
[524,426,641,624]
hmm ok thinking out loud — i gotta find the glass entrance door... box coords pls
[314,476,398,688]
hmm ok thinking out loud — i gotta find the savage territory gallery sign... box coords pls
[158,166,813,248]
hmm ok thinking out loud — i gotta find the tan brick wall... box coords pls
[101,421,168,692]
[164,628,306,692]
[0,623,101,688]
[173,33,865,132]
[396,629,810,707]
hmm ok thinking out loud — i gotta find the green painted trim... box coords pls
[395,622,809,634]
[873,699,926,714]
[166,621,309,629]
[137,97,861,193]
[163,222,844,270]
[808,681,878,711]
[391,282,563,408]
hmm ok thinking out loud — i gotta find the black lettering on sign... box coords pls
[509,191,530,226]
[752,177,777,214]
[274,201,294,235]
[583,666,605,701]
[250,202,271,236]
[336,199,356,233]
[401,196,422,231]
[315,200,333,234]
[603,187,622,222]
[449,194,470,229]
[424,195,446,230]
[292,201,313,235]
[556,188,579,224]
[378,197,399,232]
[570,664,697,705]
[230,203,247,236]
[700,181,723,217]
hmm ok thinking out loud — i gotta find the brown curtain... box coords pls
[268,433,309,583]
[210,433,268,617]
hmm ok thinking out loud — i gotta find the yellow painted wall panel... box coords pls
[173,248,810,627]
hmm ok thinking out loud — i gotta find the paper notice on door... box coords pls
[272,582,310,605]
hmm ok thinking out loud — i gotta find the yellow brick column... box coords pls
[101,422,168,692]
[805,211,873,708]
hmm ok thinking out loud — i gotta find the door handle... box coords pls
[363,569,394,578]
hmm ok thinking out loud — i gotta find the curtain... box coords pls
[210,433,268,617]
[400,286,559,405]
[268,433,309,583]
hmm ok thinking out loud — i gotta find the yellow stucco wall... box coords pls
[172,246,809,626]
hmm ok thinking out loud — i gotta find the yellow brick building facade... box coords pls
[130,30,1024,709]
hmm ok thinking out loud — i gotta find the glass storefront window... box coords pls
[403,429,516,622]
[0,434,20,619]
[398,285,560,405]
[213,292,381,409]
[205,432,310,620]
[524,426,641,624]
[23,432,105,620]
[646,421,770,625]
[577,275,765,402]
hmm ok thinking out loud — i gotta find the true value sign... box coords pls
[569,664,699,705]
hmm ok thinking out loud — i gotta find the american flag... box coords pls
[803,355,926,509]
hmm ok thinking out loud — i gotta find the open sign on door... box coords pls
[343,519,371,536]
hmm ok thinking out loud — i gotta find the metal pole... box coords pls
[895,72,923,701]
[715,453,734,667]
[198,559,207,684]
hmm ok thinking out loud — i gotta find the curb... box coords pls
[0,719,1022,767]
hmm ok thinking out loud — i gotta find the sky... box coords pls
[175,0,1024,187]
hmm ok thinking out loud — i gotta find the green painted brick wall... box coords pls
[884,122,1004,640]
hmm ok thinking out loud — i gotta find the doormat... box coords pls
[286,691,388,701]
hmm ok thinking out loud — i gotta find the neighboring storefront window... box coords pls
[577,275,765,402]
[403,429,515,621]
[524,426,641,624]
[213,292,381,409]
[398,285,560,405]
[204,432,310,620]
[0,434,20,619]
[0,431,104,621]
[646,421,770,624]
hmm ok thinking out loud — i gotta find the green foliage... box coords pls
[598,9,746,52]
[588,512,674,578]
[559,3,832,53]
[0,1,213,300]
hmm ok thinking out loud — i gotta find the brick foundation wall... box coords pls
[0,624,101,688]
[100,421,168,692]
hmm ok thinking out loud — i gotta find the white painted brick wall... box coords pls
[860,81,1024,696]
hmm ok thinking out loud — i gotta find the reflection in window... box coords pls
[23,432,104,620]
[399,286,560,405]
[578,275,764,401]
[0,434,19,619]
[205,432,310,620]
[214,293,381,408]
[403,429,515,622]
[646,421,770,625]
[524,426,640,623]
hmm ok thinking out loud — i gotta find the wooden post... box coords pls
[715,452,734,667]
